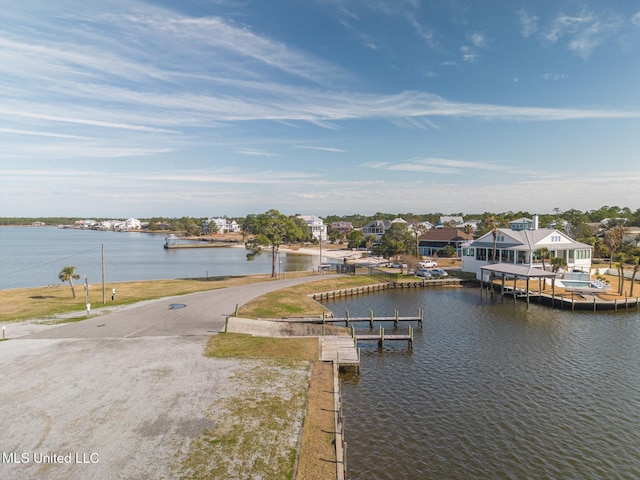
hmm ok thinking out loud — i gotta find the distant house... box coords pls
[461,221,592,279]
[298,215,327,242]
[419,229,474,257]
[330,221,353,233]
[624,227,640,247]
[462,219,481,232]
[508,217,536,231]
[437,216,464,228]
[122,218,141,230]
[362,219,392,241]
[203,217,241,234]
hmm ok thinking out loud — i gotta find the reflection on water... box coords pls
[324,287,640,480]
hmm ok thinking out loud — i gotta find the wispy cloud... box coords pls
[542,73,567,81]
[520,8,623,58]
[234,149,279,157]
[2,0,639,170]
[295,145,345,153]
[363,157,510,175]
[518,10,539,38]
[0,128,91,139]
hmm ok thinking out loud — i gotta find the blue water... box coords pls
[0,227,318,289]
[324,288,640,479]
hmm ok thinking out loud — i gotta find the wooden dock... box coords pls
[320,325,415,370]
[323,309,423,328]
[355,325,414,349]
[320,335,360,367]
[267,309,424,328]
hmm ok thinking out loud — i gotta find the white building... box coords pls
[298,215,327,242]
[203,217,241,234]
[462,216,592,280]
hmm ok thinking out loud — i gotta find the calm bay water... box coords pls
[0,227,318,289]
[324,288,640,480]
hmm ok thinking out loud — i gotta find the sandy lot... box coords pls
[0,277,326,480]
[1,336,223,479]
[0,336,309,480]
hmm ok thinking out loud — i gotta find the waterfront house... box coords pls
[461,217,592,279]
[362,219,392,241]
[330,221,353,234]
[298,215,327,242]
[203,217,241,234]
[419,229,474,257]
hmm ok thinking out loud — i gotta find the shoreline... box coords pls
[280,244,388,265]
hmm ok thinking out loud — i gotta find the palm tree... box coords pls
[630,256,639,297]
[616,254,626,295]
[484,216,498,263]
[58,266,80,299]
[535,247,551,289]
[535,247,551,271]
[551,257,567,274]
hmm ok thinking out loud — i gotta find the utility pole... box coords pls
[101,244,105,304]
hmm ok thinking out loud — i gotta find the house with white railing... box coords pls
[298,215,327,242]
[462,215,592,279]
[203,217,241,234]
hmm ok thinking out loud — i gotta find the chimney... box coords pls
[533,214,539,230]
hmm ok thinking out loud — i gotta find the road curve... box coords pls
[23,275,330,339]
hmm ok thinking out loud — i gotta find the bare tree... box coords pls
[410,222,428,258]
[604,224,625,268]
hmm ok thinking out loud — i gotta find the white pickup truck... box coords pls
[419,260,437,268]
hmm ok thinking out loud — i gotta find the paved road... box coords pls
[0,275,330,480]
[24,275,328,339]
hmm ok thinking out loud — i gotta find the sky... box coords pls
[1,0,640,219]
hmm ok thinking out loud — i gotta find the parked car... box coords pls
[391,262,408,269]
[429,268,448,277]
[419,260,437,268]
[416,269,432,278]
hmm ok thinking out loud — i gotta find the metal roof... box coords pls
[480,263,558,278]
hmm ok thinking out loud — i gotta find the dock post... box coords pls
[369,308,374,329]
[394,309,399,328]
[615,299,618,311]
[343,441,348,478]
[593,297,597,312]
[625,293,628,311]
[350,326,355,338]
[345,309,349,327]
[408,325,413,350]
[419,309,424,328]
[379,325,384,349]
[571,292,575,311]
